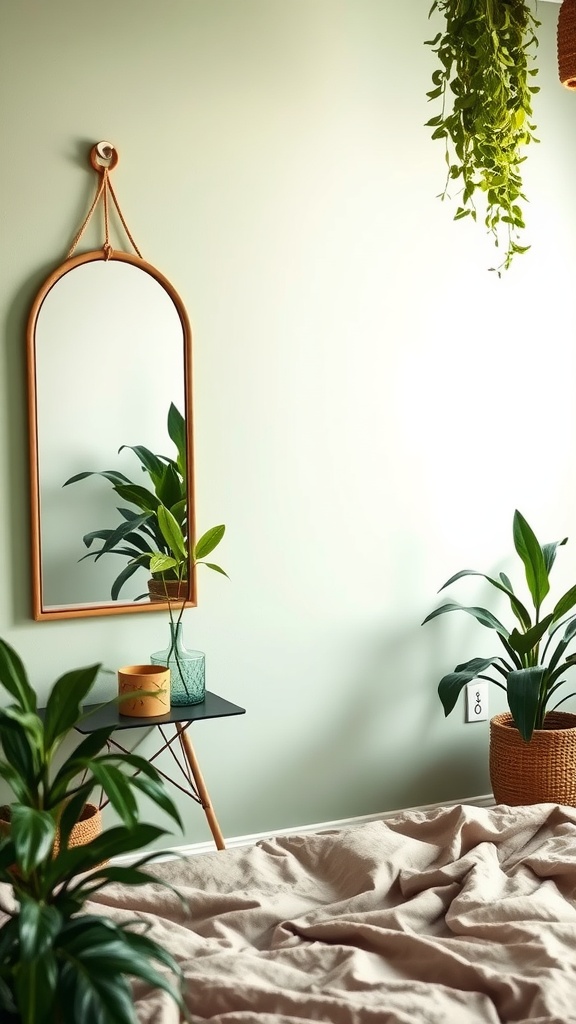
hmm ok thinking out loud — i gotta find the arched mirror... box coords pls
[27,249,196,620]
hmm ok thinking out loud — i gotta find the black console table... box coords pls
[75,691,246,851]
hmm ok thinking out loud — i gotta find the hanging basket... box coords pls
[490,711,576,806]
[558,0,576,90]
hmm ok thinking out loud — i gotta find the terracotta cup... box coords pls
[118,664,171,717]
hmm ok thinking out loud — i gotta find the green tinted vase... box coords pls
[150,622,206,706]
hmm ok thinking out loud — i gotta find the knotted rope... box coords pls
[67,143,143,259]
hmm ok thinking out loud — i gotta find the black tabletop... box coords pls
[73,691,246,733]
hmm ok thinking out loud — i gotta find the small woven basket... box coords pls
[0,802,102,856]
[558,0,576,90]
[490,711,576,806]
[53,802,102,855]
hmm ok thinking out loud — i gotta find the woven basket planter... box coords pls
[0,801,102,857]
[558,0,576,89]
[490,711,576,806]
[147,579,190,603]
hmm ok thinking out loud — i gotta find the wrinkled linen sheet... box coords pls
[88,803,576,1022]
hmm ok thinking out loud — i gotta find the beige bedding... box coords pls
[90,802,576,1022]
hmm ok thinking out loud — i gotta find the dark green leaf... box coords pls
[18,897,61,960]
[63,469,132,488]
[118,445,165,487]
[507,666,547,740]
[43,664,101,751]
[167,402,187,479]
[46,824,168,887]
[438,568,531,630]
[513,510,549,611]
[11,806,56,875]
[508,615,553,658]
[0,638,37,712]
[552,583,576,623]
[89,763,138,828]
[15,949,58,1024]
[422,602,509,637]
[438,658,501,717]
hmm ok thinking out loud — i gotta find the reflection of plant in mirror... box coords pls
[63,403,227,600]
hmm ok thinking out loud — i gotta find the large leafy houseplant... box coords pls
[423,510,576,741]
[0,638,187,1023]
[425,0,540,274]
[64,403,227,600]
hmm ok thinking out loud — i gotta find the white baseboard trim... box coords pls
[117,793,494,866]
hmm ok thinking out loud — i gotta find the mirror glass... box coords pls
[27,251,195,619]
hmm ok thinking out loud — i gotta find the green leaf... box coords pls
[11,806,56,875]
[15,949,58,1024]
[422,602,509,637]
[148,553,179,576]
[513,510,549,611]
[0,718,38,792]
[117,445,165,488]
[55,916,183,1021]
[113,483,160,514]
[0,638,37,712]
[157,505,187,563]
[46,824,168,887]
[43,664,101,751]
[507,666,547,740]
[129,773,183,831]
[167,402,187,479]
[111,559,146,601]
[156,463,184,511]
[89,763,138,828]
[63,469,132,488]
[0,758,31,803]
[552,583,576,623]
[91,514,153,560]
[48,726,115,805]
[438,569,531,630]
[508,614,553,658]
[18,898,62,960]
[438,658,501,716]
[194,525,225,560]
[198,561,229,578]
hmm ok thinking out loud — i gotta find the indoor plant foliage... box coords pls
[0,638,187,1023]
[425,0,540,274]
[423,510,576,742]
[64,403,227,600]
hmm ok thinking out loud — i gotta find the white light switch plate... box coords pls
[466,681,489,722]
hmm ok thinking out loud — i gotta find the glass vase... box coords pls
[150,622,206,706]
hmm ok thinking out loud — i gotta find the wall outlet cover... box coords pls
[466,681,489,722]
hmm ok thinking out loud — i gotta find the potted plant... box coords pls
[64,403,227,601]
[423,510,576,805]
[425,0,540,274]
[0,637,187,1022]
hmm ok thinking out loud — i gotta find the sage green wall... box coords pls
[1,1,575,848]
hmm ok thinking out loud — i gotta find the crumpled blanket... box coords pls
[84,801,576,1023]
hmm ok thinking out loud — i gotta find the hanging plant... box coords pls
[425,0,541,274]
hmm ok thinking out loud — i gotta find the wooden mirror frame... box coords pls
[26,249,196,620]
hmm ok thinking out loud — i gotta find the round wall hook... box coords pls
[90,141,119,172]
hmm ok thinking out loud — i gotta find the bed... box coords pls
[90,801,576,1023]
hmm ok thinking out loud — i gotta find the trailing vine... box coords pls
[425,0,540,274]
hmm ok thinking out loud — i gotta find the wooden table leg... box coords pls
[176,724,226,851]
